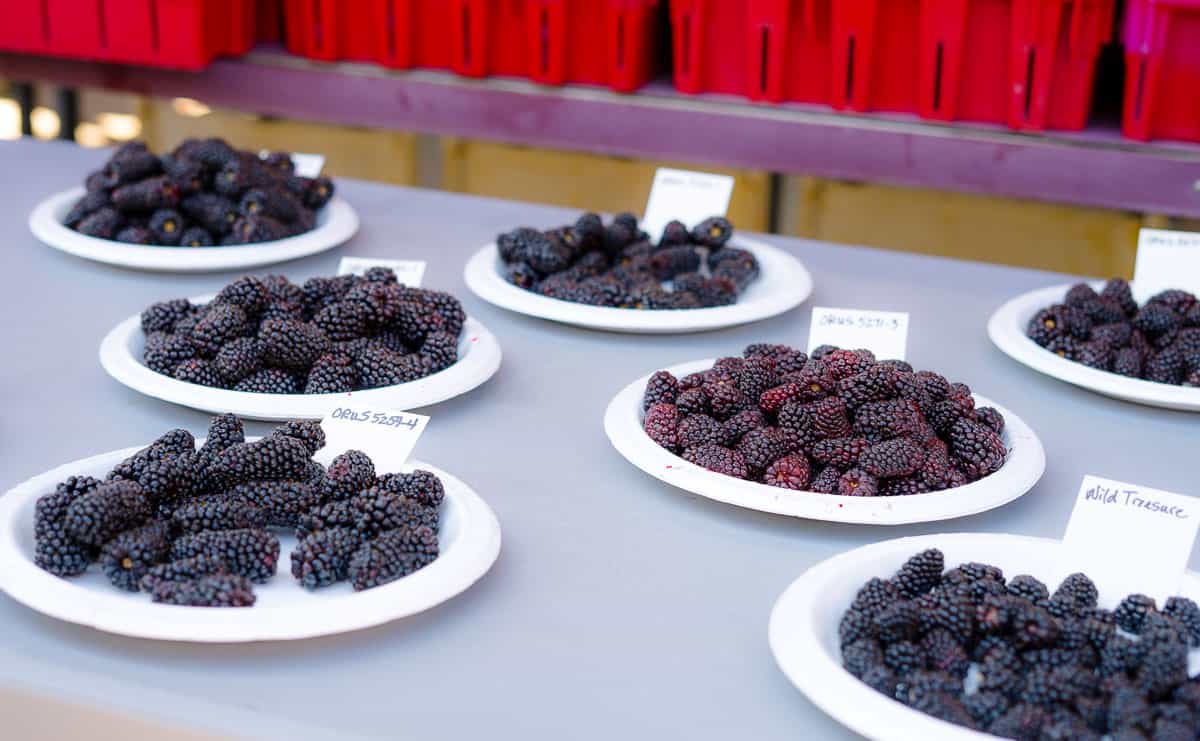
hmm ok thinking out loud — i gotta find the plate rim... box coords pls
[987,280,1200,412]
[98,293,503,421]
[462,234,813,334]
[30,186,360,273]
[0,444,502,643]
[603,358,1046,525]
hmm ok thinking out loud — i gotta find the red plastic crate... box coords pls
[258,0,283,42]
[282,0,658,91]
[918,0,1112,130]
[831,0,922,114]
[670,0,834,104]
[1123,0,1200,142]
[0,0,255,70]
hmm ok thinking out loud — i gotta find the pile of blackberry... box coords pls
[1025,279,1200,387]
[139,270,464,394]
[496,213,758,309]
[33,415,443,606]
[839,549,1200,738]
[642,344,1007,495]
[64,138,334,246]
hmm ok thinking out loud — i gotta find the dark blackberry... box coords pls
[988,703,1047,739]
[690,216,733,248]
[297,175,335,209]
[1145,347,1185,385]
[239,186,304,224]
[300,275,356,315]
[173,358,224,387]
[76,207,123,238]
[170,528,279,583]
[1134,303,1183,338]
[1101,278,1139,317]
[1008,574,1049,603]
[838,365,899,408]
[809,437,869,470]
[375,470,444,507]
[303,353,357,394]
[180,192,238,235]
[839,608,877,648]
[1074,339,1114,370]
[921,628,969,677]
[34,487,97,577]
[296,501,358,538]
[1091,321,1134,347]
[974,406,1005,435]
[140,299,192,334]
[763,454,811,490]
[571,212,605,250]
[171,499,266,535]
[145,208,183,245]
[116,225,154,244]
[1148,288,1198,314]
[677,414,724,449]
[860,665,898,696]
[964,691,1011,728]
[212,276,269,315]
[348,527,439,590]
[1109,685,1156,733]
[211,337,264,385]
[1162,597,1200,647]
[111,176,180,213]
[842,638,886,679]
[160,153,206,194]
[190,304,251,356]
[851,577,902,617]
[419,330,459,372]
[143,334,198,375]
[354,491,439,536]
[1115,594,1158,634]
[837,468,879,497]
[233,368,300,394]
[313,301,371,342]
[258,319,331,370]
[150,574,255,607]
[355,346,427,388]
[893,549,944,599]
[65,189,113,227]
[291,527,364,589]
[658,219,690,247]
[809,465,841,494]
[139,554,226,591]
[716,409,765,446]
[873,600,921,644]
[643,372,683,414]
[902,687,974,729]
[224,479,320,528]
[858,438,926,479]
[948,417,1006,478]
[212,155,277,198]
[325,450,377,499]
[64,480,152,547]
[209,435,312,486]
[735,427,790,475]
[884,641,925,676]
[823,349,875,381]
[682,443,748,479]
[1050,573,1099,616]
[99,521,170,592]
[879,474,931,496]
[174,138,238,169]
[643,402,680,452]
[179,226,214,247]
[925,390,976,435]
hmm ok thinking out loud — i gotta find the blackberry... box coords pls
[860,665,898,696]
[111,176,180,213]
[758,383,802,415]
[64,481,152,547]
[76,207,123,238]
[348,527,439,590]
[1134,304,1183,338]
[1145,347,1185,385]
[921,628,969,677]
[171,499,266,535]
[894,549,944,598]
[170,528,279,583]
[1109,685,1156,732]
[143,336,196,376]
[116,225,154,244]
[965,691,1011,728]
[782,396,852,441]
[838,365,899,408]
[1148,289,1198,314]
[1008,574,1049,603]
[180,226,214,247]
[902,687,975,728]
[691,216,733,248]
[180,193,238,234]
[212,276,269,315]
[677,414,725,449]
[356,346,426,388]
[325,450,377,499]
[682,444,748,479]
[884,641,926,676]
[34,488,97,577]
[209,435,312,486]
[638,372,679,412]
[139,554,227,591]
[1101,278,1139,317]
[146,208,183,245]
[658,220,690,247]
[823,349,875,381]
[258,319,331,370]
[809,465,841,494]
[859,438,926,479]
[173,358,223,387]
[643,402,680,452]
[297,501,359,538]
[925,390,976,435]
[974,406,1005,435]
[989,703,1047,739]
[291,527,364,589]
[354,492,439,536]
[301,353,356,394]
[810,437,870,470]
[1162,597,1200,646]
[99,521,170,591]
[160,153,205,194]
[297,175,335,209]
[313,301,371,341]
[140,299,192,334]
[842,638,886,678]
[839,608,877,648]
[874,600,921,644]
[150,574,255,607]
[851,577,902,617]
[419,330,459,372]
[375,470,444,507]
[234,368,300,394]
[1115,594,1158,634]
[1092,321,1134,347]
[190,304,251,356]
[65,189,112,227]
[239,186,303,223]
[948,417,1006,478]
[1050,573,1099,616]
[837,468,879,497]
[224,479,320,528]
[763,454,811,490]
[735,427,790,475]
[211,337,264,385]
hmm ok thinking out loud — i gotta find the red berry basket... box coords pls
[281,0,660,92]
[1123,0,1200,142]
[0,0,256,70]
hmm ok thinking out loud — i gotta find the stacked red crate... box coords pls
[1123,0,1200,142]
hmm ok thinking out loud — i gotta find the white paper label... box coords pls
[641,167,734,243]
[807,307,910,361]
[337,257,426,287]
[317,405,430,475]
[1057,475,1199,606]
[1134,228,1200,297]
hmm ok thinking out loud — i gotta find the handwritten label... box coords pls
[641,167,734,243]
[806,307,910,361]
[337,257,426,287]
[317,405,430,474]
[1134,228,1200,296]
[1057,475,1200,606]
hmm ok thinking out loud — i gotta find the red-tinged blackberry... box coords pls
[34,488,97,577]
[839,365,900,409]
[63,480,152,547]
[823,349,874,381]
[669,388,707,418]
[810,465,841,494]
[853,399,924,442]
[642,402,679,452]
[893,549,944,599]
[842,638,886,679]
[641,370,679,411]
[348,529,438,591]
[682,443,748,478]
[209,435,311,487]
[1162,597,1200,646]
[99,521,170,592]
[65,190,112,227]
[917,440,951,488]
[837,468,879,497]
[173,358,224,387]
[972,406,1005,436]
[1113,594,1158,634]
[735,427,791,475]
[170,528,279,583]
[325,450,376,499]
[763,454,811,490]
[859,438,926,479]
[794,396,853,440]
[151,573,256,607]
[788,360,837,402]
[1134,303,1183,338]
[304,353,357,394]
[1007,574,1049,603]
[811,437,870,470]
[233,368,300,394]
[76,207,123,238]
[140,298,193,334]
[290,527,363,589]
[139,554,227,591]
[758,383,803,415]
[948,417,1006,478]
[883,641,925,676]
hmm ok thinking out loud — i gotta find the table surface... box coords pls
[1,138,1196,741]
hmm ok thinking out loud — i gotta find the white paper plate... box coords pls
[0,442,501,642]
[463,235,813,333]
[30,186,359,273]
[988,281,1200,411]
[603,359,1045,525]
[99,294,503,421]
[768,532,1200,741]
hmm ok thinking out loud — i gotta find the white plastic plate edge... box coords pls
[767,532,1200,741]
[0,444,502,643]
[99,294,503,421]
[30,186,360,273]
[603,359,1045,525]
[463,235,813,334]
[988,281,1200,411]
